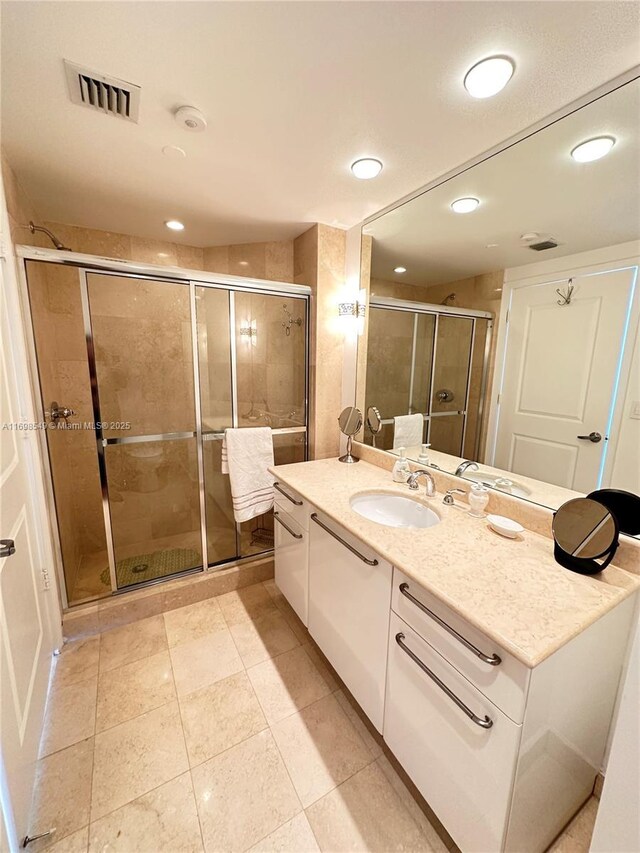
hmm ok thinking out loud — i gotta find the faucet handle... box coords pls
[443,488,467,505]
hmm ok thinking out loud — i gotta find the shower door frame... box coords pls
[367,296,493,458]
[16,246,311,608]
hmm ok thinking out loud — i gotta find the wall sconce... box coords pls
[338,290,367,335]
[240,319,257,346]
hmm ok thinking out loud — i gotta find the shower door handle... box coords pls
[577,432,602,443]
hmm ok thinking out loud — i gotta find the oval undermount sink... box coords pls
[350,493,440,529]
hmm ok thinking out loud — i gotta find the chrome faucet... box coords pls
[443,488,467,505]
[407,469,436,497]
[455,460,479,477]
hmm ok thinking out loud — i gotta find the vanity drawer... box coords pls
[391,569,529,723]
[273,480,309,529]
[274,503,308,625]
[384,613,521,853]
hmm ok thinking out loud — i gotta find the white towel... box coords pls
[393,414,423,450]
[221,427,275,523]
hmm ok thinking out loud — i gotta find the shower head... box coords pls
[28,222,71,251]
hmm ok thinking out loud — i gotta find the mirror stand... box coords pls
[339,434,358,464]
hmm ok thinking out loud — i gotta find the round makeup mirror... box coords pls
[338,406,363,464]
[366,406,382,434]
[552,497,619,574]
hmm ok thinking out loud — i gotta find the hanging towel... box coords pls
[393,413,423,450]
[221,427,275,523]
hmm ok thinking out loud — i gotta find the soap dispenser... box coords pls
[392,448,411,483]
[418,443,431,465]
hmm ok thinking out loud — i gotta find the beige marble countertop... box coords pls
[270,458,639,669]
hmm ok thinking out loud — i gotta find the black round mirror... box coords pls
[366,406,382,435]
[338,406,363,437]
[552,497,619,574]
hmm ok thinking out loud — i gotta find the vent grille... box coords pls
[529,239,559,252]
[64,60,140,122]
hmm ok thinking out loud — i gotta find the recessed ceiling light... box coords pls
[570,136,616,163]
[351,158,383,179]
[165,220,184,231]
[238,261,249,267]
[451,197,480,214]
[394,266,407,274]
[464,56,514,99]
[485,243,499,248]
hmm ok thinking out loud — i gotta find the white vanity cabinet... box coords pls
[307,508,392,731]
[271,477,637,853]
[273,481,309,625]
[385,612,521,853]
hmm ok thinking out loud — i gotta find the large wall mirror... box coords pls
[355,75,639,524]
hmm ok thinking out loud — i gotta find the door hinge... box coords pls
[41,567,51,591]
[497,393,501,405]
[505,310,509,325]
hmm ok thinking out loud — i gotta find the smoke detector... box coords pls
[64,60,140,122]
[520,232,540,243]
[174,105,207,132]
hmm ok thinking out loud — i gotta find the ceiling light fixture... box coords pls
[351,158,383,179]
[570,136,616,163]
[165,219,184,231]
[464,56,514,99]
[451,197,480,214]
[394,266,407,274]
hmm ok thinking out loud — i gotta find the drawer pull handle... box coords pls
[310,513,378,566]
[395,633,493,729]
[274,511,303,540]
[274,482,303,506]
[399,583,501,667]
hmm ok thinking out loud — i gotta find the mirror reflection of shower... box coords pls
[282,302,302,336]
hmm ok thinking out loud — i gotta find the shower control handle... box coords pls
[577,431,602,443]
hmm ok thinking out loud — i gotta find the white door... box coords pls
[1,191,59,847]
[494,268,635,492]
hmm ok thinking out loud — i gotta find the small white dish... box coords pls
[487,514,524,539]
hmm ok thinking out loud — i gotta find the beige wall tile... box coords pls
[45,827,89,853]
[129,237,178,266]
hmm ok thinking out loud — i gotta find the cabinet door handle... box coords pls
[274,511,303,540]
[395,633,493,729]
[310,513,378,566]
[399,583,501,667]
[274,482,303,506]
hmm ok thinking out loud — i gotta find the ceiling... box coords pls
[2,1,639,247]
[367,78,640,287]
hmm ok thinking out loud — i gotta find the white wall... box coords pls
[610,321,640,495]
[590,616,640,853]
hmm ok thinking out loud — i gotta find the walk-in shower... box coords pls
[21,252,310,607]
[361,296,492,460]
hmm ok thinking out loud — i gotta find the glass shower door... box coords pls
[86,273,204,589]
[429,315,474,457]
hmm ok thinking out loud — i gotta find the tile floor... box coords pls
[30,579,598,853]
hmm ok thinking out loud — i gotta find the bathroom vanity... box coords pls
[271,458,639,853]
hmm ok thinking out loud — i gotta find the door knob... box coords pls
[0,539,16,558]
[577,432,602,443]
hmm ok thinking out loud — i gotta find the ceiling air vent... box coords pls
[64,60,140,123]
[529,238,559,252]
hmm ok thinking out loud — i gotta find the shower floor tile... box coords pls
[29,580,598,852]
